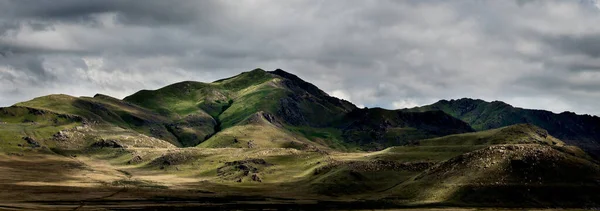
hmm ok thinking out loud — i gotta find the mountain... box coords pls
[121,68,473,150]
[1,69,599,209]
[122,68,358,148]
[406,98,600,158]
[0,69,473,151]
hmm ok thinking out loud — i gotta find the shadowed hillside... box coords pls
[406,98,600,158]
[337,108,474,150]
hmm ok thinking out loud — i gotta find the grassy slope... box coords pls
[0,106,81,153]
[124,68,275,121]
[388,144,600,206]
[198,111,318,149]
[124,69,286,148]
[12,94,182,146]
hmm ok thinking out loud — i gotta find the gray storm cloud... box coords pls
[1,0,599,115]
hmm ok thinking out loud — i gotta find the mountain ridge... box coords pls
[406,97,600,158]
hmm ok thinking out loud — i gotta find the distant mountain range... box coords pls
[406,98,600,158]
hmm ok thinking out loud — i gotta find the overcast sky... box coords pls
[1,0,600,116]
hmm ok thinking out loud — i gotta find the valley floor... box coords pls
[1,145,599,210]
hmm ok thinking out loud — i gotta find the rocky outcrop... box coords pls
[91,139,124,148]
[52,131,69,141]
[22,136,40,148]
[216,159,272,182]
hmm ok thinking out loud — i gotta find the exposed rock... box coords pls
[304,144,330,155]
[247,140,255,148]
[52,131,69,141]
[22,119,35,124]
[149,151,196,167]
[277,96,308,126]
[22,136,40,148]
[251,174,262,182]
[224,159,270,167]
[216,159,272,182]
[91,139,124,148]
[127,155,144,164]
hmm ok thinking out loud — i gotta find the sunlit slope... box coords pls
[12,94,189,146]
[0,106,81,153]
[124,69,356,129]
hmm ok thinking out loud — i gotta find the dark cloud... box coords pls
[0,0,600,115]
[0,55,55,81]
[1,0,219,25]
[545,34,600,58]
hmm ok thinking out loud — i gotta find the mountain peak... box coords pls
[268,69,330,98]
[435,98,514,108]
[442,98,486,104]
[268,68,299,80]
[271,68,290,75]
[249,68,266,73]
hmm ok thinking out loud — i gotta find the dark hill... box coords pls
[406,98,600,158]
[338,108,474,150]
